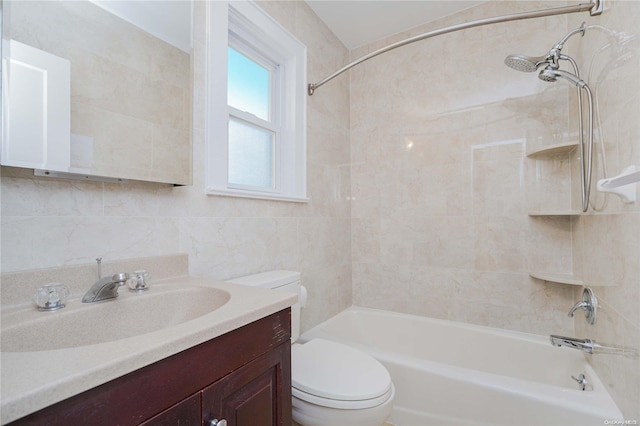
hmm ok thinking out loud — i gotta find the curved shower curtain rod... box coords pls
[307,0,604,96]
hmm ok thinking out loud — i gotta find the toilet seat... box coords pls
[292,384,394,410]
[292,338,392,409]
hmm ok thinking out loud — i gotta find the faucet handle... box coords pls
[128,270,150,293]
[568,287,597,325]
[34,283,69,311]
[568,300,588,317]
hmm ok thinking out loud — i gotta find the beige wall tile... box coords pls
[566,0,640,417]
[350,0,576,336]
[1,1,352,334]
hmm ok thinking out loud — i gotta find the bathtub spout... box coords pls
[550,335,596,354]
[550,335,636,357]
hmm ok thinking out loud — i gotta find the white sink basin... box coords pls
[1,284,230,352]
[1,276,296,425]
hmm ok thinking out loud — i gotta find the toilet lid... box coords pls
[292,339,392,405]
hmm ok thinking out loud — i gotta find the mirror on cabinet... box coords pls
[1,0,193,185]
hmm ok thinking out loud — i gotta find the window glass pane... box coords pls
[228,117,274,188]
[227,46,270,121]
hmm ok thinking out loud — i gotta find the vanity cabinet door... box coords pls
[139,392,201,426]
[202,341,292,426]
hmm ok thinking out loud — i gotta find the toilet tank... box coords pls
[226,271,303,342]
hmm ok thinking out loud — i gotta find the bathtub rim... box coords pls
[298,305,624,423]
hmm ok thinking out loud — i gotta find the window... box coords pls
[206,1,308,202]
[227,46,275,189]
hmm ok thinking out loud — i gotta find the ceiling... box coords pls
[90,0,192,52]
[305,1,485,50]
[91,1,484,54]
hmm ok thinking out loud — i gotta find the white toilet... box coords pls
[227,271,395,426]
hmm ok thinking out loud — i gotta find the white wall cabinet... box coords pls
[2,39,70,171]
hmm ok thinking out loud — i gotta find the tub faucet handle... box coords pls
[568,300,588,316]
[568,287,597,325]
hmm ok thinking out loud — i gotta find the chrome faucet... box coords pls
[550,335,633,357]
[82,272,130,303]
[550,335,597,354]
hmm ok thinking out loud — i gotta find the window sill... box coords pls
[206,187,310,203]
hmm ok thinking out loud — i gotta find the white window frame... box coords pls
[226,41,279,192]
[205,1,308,202]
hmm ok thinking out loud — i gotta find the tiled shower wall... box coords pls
[569,0,640,418]
[349,0,639,417]
[0,0,352,332]
[349,1,578,336]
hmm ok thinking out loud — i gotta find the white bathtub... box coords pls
[298,307,623,426]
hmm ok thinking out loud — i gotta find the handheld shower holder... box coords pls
[505,21,595,213]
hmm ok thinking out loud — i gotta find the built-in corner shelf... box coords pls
[529,271,584,286]
[528,210,581,217]
[526,141,578,159]
[526,140,582,286]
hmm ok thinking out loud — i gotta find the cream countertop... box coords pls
[0,276,297,424]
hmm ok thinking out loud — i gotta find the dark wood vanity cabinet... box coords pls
[139,393,202,425]
[11,309,292,426]
[201,343,289,426]
[142,342,290,426]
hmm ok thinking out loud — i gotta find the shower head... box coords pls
[538,67,587,88]
[507,22,594,214]
[504,54,550,72]
[505,23,588,74]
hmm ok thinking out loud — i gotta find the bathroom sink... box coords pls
[0,285,231,352]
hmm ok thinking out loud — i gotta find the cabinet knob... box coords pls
[209,419,227,426]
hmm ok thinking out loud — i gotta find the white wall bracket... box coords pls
[597,165,639,204]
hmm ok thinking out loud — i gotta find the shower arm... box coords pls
[307,1,603,96]
[554,24,588,52]
[548,23,587,67]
